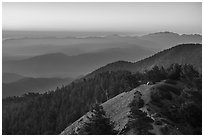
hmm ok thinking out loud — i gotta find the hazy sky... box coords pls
[3,2,202,34]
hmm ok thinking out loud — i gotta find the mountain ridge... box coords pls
[3,73,26,83]
[2,77,73,98]
[86,43,201,78]
[3,45,153,78]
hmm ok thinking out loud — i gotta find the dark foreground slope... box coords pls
[61,80,201,135]
[87,44,201,78]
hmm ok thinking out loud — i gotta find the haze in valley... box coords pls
[2,2,202,96]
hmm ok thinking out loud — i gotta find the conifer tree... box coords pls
[82,104,117,135]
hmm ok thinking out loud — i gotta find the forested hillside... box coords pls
[3,63,201,135]
[3,70,139,134]
[62,64,202,135]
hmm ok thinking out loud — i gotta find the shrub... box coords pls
[126,93,154,135]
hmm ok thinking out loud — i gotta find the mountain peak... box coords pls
[144,31,179,37]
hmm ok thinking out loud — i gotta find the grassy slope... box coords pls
[61,79,197,135]
[61,84,153,134]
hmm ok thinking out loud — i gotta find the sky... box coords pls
[2,2,202,34]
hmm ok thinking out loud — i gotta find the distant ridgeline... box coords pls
[2,44,202,135]
[86,43,201,78]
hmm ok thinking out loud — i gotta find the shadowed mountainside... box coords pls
[3,45,153,78]
[87,44,201,78]
[3,77,73,98]
[3,73,25,83]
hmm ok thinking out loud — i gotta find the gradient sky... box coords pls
[2,2,202,34]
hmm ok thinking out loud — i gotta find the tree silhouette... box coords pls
[82,104,117,135]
